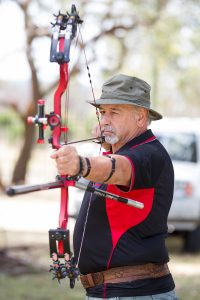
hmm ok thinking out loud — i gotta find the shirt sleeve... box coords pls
[119,146,165,190]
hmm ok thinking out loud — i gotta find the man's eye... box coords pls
[100,111,105,116]
[111,111,119,115]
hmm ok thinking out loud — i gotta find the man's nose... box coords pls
[100,113,110,126]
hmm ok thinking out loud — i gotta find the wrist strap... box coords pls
[83,157,91,177]
[77,156,84,176]
[103,155,116,183]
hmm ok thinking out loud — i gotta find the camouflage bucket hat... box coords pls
[89,74,162,121]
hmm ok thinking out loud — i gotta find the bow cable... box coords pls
[79,28,104,149]
[72,26,106,268]
[63,25,81,144]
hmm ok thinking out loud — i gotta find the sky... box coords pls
[0,0,101,84]
[0,2,29,80]
[0,0,101,113]
[0,1,59,82]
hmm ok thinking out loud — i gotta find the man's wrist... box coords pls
[83,157,91,177]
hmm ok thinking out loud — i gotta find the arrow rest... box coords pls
[27,98,104,146]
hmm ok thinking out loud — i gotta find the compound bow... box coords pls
[6,4,144,289]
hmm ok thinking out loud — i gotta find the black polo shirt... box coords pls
[73,129,175,297]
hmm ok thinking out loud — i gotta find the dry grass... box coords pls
[0,236,200,300]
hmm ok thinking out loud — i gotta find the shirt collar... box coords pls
[116,129,156,153]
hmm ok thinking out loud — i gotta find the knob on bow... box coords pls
[27,99,47,144]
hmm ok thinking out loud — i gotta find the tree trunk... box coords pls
[11,119,35,184]
[11,2,42,184]
[0,170,5,191]
[11,56,40,184]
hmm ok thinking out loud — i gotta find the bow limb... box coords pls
[51,41,69,150]
[57,181,69,255]
[51,63,68,149]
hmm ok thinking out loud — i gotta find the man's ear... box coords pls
[136,108,148,127]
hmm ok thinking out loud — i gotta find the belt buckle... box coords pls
[92,271,104,286]
[82,271,104,288]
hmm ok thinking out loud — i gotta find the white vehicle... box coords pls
[151,118,200,252]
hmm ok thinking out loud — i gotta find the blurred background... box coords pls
[0,0,200,299]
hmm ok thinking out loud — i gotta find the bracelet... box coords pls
[73,155,84,177]
[103,155,116,183]
[83,157,91,177]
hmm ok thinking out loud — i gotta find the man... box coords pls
[51,74,178,299]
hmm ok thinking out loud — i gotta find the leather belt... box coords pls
[80,263,170,289]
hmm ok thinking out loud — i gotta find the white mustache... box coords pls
[102,125,116,134]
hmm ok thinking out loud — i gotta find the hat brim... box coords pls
[88,99,162,121]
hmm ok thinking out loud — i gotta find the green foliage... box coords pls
[83,112,99,137]
[0,107,24,141]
